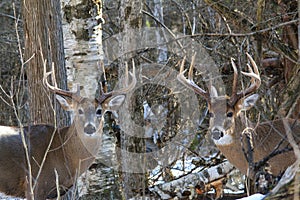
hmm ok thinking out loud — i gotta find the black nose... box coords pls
[212,129,224,140]
[84,124,96,135]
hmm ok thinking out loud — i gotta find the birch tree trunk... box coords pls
[61,0,122,199]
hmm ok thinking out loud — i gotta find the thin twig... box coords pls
[0,12,19,20]
[11,3,34,199]
[141,9,184,52]
[55,169,61,200]
[33,57,58,191]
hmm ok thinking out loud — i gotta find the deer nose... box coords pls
[84,123,96,135]
[212,128,224,140]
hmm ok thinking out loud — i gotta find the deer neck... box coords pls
[235,114,253,135]
[214,115,253,176]
[58,124,100,174]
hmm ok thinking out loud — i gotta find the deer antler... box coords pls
[177,54,210,101]
[177,53,260,106]
[97,60,136,103]
[229,53,261,105]
[43,61,82,102]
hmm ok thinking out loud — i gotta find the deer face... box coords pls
[75,99,102,136]
[43,60,136,155]
[209,96,235,144]
[208,94,259,145]
[55,94,125,136]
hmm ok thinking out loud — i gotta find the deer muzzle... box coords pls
[84,123,96,135]
[211,128,224,140]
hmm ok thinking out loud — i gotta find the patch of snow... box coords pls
[237,193,265,200]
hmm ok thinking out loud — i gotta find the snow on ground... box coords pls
[237,193,266,200]
[0,193,23,200]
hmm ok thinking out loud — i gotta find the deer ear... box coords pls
[210,86,218,98]
[241,94,259,111]
[55,94,74,111]
[107,95,126,111]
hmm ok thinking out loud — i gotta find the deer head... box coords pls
[177,53,261,145]
[43,62,136,153]
[177,54,300,182]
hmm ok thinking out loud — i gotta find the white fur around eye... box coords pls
[213,134,233,146]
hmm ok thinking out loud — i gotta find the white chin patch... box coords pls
[213,134,233,146]
[84,132,98,137]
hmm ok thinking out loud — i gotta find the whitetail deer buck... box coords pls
[177,53,300,179]
[0,63,136,199]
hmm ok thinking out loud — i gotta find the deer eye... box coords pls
[96,108,102,116]
[226,112,233,117]
[208,112,214,118]
[78,109,84,115]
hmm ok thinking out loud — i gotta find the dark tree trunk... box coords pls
[0,1,23,126]
[22,0,69,126]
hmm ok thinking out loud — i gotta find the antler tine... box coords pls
[229,57,239,104]
[112,59,136,95]
[177,54,210,100]
[43,61,82,102]
[100,61,108,94]
[230,53,261,104]
[98,60,137,103]
[237,53,261,98]
[230,58,238,96]
[188,54,195,80]
[125,62,129,87]
[242,53,261,81]
[179,55,187,74]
